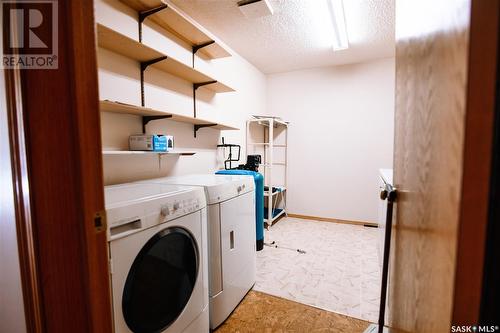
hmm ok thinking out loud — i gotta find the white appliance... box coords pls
[105,182,209,333]
[139,174,256,329]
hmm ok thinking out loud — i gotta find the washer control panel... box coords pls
[160,198,201,217]
[105,185,206,241]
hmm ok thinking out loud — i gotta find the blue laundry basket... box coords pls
[215,170,264,251]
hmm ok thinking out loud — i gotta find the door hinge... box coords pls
[109,258,113,275]
[94,210,107,232]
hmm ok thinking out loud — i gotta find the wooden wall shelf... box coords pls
[119,0,231,59]
[100,100,239,131]
[97,2,237,141]
[97,24,234,93]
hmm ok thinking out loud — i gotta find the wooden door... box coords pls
[5,1,113,331]
[390,0,498,331]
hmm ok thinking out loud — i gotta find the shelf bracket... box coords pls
[192,80,217,118]
[194,124,217,138]
[142,115,172,133]
[191,40,215,67]
[140,56,168,106]
[138,4,169,42]
[193,81,217,90]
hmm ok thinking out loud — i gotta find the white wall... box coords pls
[266,58,395,223]
[0,63,27,332]
[96,0,267,185]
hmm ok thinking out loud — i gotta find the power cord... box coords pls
[264,240,306,254]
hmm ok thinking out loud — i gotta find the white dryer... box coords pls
[139,174,256,329]
[105,182,209,333]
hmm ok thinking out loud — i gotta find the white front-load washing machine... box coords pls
[105,182,209,333]
[138,174,256,329]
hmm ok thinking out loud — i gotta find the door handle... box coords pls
[380,185,397,202]
[378,185,397,333]
[229,230,234,250]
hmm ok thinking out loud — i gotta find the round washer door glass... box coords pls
[122,227,199,333]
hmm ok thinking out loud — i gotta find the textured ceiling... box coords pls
[170,0,395,74]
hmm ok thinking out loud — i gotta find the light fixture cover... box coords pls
[238,0,274,19]
[328,0,349,51]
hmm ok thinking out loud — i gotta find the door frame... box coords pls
[6,1,112,331]
[480,5,500,321]
[452,0,499,324]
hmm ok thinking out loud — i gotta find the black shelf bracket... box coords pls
[142,115,172,134]
[193,81,217,90]
[192,80,217,118]
[191,40,215,67]
[140,56,168,106]
[194,124,217,138]
[138,4,168,42]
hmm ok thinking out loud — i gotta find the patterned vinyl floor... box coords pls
[253,217,382,322]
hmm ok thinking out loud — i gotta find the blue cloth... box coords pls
[215,170,264,251]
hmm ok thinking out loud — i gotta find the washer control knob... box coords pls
[237,186,242,193]
[173,202,180,210]
[160,205,169,216]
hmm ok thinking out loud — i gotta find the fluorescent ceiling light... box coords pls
[327,0,349,51]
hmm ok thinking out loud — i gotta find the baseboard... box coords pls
[287,213,378,227]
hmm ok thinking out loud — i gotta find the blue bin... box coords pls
[215,170,264,251]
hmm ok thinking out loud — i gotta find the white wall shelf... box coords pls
[252,118,289,128]
[119,0,231,60]
[263,208,286,224]
[102,150,196,156]
[103,149,196,171]
[248,143,287,147]
[263,187,287,197]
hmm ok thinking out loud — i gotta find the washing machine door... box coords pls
[122,227,199,333]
